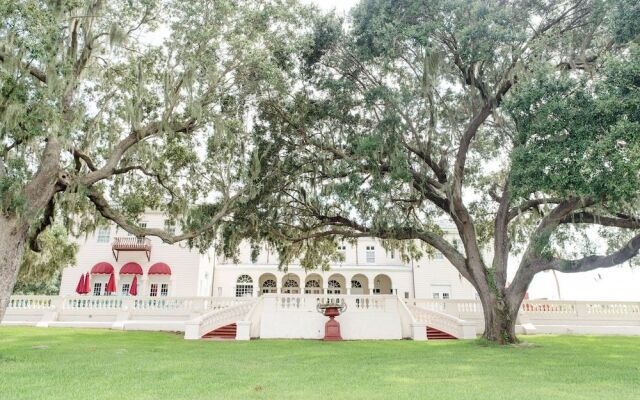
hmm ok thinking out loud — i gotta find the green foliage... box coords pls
[507,48,640,207]
[13,225,77,294]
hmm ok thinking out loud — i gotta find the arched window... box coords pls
[351,280,362,288]
[328,279,342,294]
[284,279,299,287]
[235,275,254,297]
[305,279,321,294]
[261,279,277,294]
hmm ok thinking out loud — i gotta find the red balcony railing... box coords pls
[112,237,152,261]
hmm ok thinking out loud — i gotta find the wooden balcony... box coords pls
[112,237,152,261]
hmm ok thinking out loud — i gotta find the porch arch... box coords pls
[373,274,392,295]
[304,273,323,294]
[281,273,300,294]
[259,273,277,294]
[327,273,346,295]
[350,274,369,295]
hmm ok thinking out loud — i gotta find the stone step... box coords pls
[426,326,457,340]
[202,323,237,340]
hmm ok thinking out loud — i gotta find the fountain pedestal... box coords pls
[323,306,343,341]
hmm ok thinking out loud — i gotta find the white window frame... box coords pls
[365,246,375,263]
[160,283,169,297]
[96,227,110,243]
[93,282,103,296]
[235,275,254,297]
[327,279,341,294]
[431,285,451,300]
[121,283,130,296]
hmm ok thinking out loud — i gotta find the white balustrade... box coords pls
[406,304,476,339]
[271,294,391,312]
[185,300,257,339]
[8,296,56,310]
[6,295,640,337]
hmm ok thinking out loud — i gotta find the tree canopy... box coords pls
[0,0,311,319]
[240,0,640,343]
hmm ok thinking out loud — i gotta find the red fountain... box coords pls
[316,301,347,341]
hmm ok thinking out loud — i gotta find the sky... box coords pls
[305,0,640,301]
[304,0,359,14]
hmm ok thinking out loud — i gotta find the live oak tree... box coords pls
[0,0,308,320]
[248,0,640,343]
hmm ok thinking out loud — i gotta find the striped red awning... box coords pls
[148,262,171,275]
[120,262,143,275]
[91,262,114,275]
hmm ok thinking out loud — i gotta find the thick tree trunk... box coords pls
[0,215,28,322]
[478,291,519,344]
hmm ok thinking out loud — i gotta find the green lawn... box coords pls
[1,327,639,399]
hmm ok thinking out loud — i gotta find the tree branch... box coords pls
[28,198,55,252]
[560,212,640,229]
[508,197,564,221]
[0,52,48,84]
[544,232,640,273]
[86,186,237,244]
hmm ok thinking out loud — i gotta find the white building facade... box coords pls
[59,211,478,301]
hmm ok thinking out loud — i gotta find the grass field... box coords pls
[1,327,639,400]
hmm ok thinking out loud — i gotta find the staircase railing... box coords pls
[406,304,476,339]
[184,299,257,340]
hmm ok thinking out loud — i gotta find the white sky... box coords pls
[304,0,359,14]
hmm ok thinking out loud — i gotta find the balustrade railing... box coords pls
[271,294,392,312]
[112,236,152,250]
[8,296,56,310]
[195,300,257,338]
[405,299,640,322]
[406,304,469,338]
[7,295,251,314]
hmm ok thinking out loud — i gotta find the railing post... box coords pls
[575,301,588,319]
[35,296,63,327]
[411,323,428,341]
[235,321,251,340]
[112,297,133,330]
[184,320,201,340]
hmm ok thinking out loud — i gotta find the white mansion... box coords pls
[5,210,638,340]
[59,211,479,301]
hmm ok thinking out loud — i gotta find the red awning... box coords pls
[91,262,114,275]
[120,262,143,275]
[148,262,171,275]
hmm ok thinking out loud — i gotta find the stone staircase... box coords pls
[426,326,457,340]
[184,300,257,340]
[202,323,237,340]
